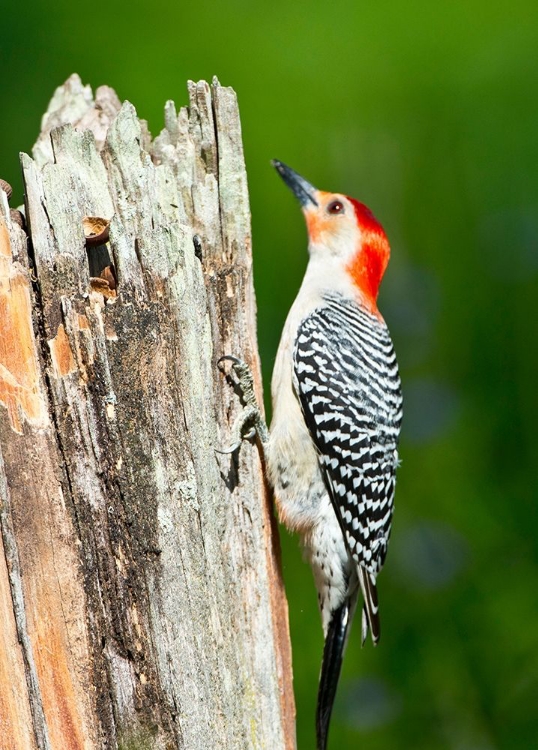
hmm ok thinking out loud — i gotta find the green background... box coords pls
[2,1,538,748]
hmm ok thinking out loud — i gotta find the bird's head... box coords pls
[272,160,391,310]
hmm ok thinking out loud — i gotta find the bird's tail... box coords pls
[358,566,380,646]
[316,594,357,750]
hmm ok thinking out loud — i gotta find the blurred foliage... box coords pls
[2,1,538,748]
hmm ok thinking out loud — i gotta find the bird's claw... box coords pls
[217,354,269,454]
[217,354,243,370]
[215,439,243,455]
[216,405,260,455]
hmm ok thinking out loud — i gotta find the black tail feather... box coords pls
[316,598,355,750]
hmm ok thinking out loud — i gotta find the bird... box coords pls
[267,160,402,750]
[217,160,402,750]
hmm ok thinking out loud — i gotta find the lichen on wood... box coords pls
[0,74,295,750]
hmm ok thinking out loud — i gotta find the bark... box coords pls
[0,74,295,750]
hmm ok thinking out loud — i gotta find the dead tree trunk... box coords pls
[0,74,295,750]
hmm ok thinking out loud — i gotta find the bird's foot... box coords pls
[217,355,269,454]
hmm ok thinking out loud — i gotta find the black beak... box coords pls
[272,160,318,207]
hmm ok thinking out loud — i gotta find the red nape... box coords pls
[346,198,391,311]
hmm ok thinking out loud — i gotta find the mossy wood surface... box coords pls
[0,75,295,750]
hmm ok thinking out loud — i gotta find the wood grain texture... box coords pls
[0,75,295,750]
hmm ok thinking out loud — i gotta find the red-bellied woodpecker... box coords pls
[219,160,402,750]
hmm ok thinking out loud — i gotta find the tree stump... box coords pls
[0,74,295,750]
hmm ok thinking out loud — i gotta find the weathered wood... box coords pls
[0,74,295,749]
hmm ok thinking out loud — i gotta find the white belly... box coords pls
[268,318,352,633]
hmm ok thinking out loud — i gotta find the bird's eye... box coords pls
[327,200,344,215]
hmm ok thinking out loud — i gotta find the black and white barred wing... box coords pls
[293,296,402,578]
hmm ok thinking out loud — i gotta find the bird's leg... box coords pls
[217,355,269,454]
